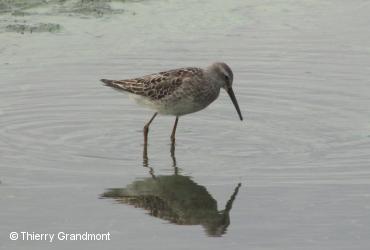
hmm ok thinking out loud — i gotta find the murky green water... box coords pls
[1,0,370,249]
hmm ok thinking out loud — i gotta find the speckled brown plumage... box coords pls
[101,67,204,101]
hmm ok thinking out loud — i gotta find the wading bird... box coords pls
[101,62,243,144]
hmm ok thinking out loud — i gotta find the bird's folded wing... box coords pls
[101,68,202,100]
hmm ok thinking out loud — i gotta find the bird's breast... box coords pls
[157,85,220,116]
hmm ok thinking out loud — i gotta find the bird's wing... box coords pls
[101,67,202,100]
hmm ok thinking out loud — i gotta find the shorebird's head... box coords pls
[208,62,243,121]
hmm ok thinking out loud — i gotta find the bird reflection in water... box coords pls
[101,142,241,237]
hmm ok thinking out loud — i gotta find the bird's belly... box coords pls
[129,94,158,110]
[129,87,219,116]
[158,93,217,116]
[128,94,199,115]
[159,99,204,116]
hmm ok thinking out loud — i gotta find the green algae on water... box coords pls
[6,22,61,33]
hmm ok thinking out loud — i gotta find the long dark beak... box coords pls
[226,87,243,121]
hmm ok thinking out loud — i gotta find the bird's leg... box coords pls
[170,116,179,144]
[144,112,158,146]
[170,139,178,175]
[143,143,149,167]
[142,143,156,179]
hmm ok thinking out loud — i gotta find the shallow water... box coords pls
[1,0,370,249]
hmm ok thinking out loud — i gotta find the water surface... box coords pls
[1,0,370,249]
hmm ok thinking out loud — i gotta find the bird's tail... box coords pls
[101,79,115,87]
[100,78,135,94]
